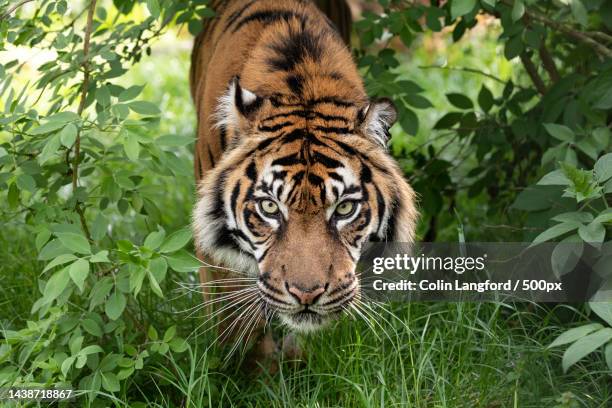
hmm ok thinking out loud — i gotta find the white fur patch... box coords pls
[363,100,396,147]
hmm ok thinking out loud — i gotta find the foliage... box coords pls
[0,0,612,405]
[0,0,210,403]
[353,0,612,371]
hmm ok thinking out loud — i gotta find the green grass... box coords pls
[1,228,610,407]
[1,24,611,408]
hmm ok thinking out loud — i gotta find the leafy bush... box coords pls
[1,0,612,405]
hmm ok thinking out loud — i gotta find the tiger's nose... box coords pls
[286,283,326,305]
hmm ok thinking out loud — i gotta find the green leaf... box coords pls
[39,134,61,165]
[146,0,160,18]
[69,259,89,292]
[578,222,605,243]
[159,228,192,253]
[148,270,164,298]
[38,239,71,260]
[548,323,603,348]
[44,267,71,302]
[594,209,612,224]
[30,120,67,135]
[594,153,612,182]
[16,174,36,192]
[166,250,202,272]
[606,343,612,371]
[148,325,158,341]
[59,123,78,147]
[90,250,110,263]
[477,85,494,112]
[590,302,612,327]
[144,229,165,250]
[118,85,145,102]
[123,136,140,161]
[105,292,126,320]
[543,123,575,142]
[129,267,147,296]
[82,319,103,337]
[593,127,610,151]
[56,232,91,254]
[149,257,168,283]
[61,356,75,377]
[552,212,593,224]
[551,237,583,278]
[101,372,120,393]
[450,0,477,20]
[43,254,77,273]
[79,345,104,355]
[96,85,111,107]
[570,0,588,27]
[537,170,569,186]
[163,326,176,342]
[446,93,473,109]
[511,0,525,21]
[128,101,161,116]
[562,328,612,373]
[532,222,580,245]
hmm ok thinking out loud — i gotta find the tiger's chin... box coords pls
[278,310,337,332]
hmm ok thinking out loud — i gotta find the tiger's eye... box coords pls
[260,199,279,215]
[335,201,355,217]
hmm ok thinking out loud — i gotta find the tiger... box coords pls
[190,0,418,358]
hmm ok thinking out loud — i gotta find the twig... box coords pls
[519,52,547,95]
[72,0,97,241]
[418,65,510,85]
[538,45,559,83]
[1,0,34,19]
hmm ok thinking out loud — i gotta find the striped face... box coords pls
[193,79,418,332]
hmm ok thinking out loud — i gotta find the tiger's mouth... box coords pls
[278,308,335,332]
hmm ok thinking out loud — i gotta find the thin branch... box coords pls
[519,52,547,96]
[418,65,510,85]
[1,0,34,19]
[72,0,97,241]
[538,45,560,83]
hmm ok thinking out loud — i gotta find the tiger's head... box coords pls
[193,78,418,332]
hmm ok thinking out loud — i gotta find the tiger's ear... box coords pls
[215,77,264,133]
[359,98,397,148]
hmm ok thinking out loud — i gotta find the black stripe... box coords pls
[266,23,321,71]
[230,181,241,219]
[224,0,258,32]
[207,147,215,168]
[286,74,304,95]
[327,280,353,297]
[308,173,323,185]
[219,125,227,151]
[233,10,302,34]
[374,185,386,236]
[245,160,257,181]
[259,279,284,295]
[258,121,294,132]
[320,287,355,307]
[272,153,301,166]
[314,125,352,134]
[312,151,342,168]
[207,169,228,218]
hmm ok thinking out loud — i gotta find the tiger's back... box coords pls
[190,0,363,180]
